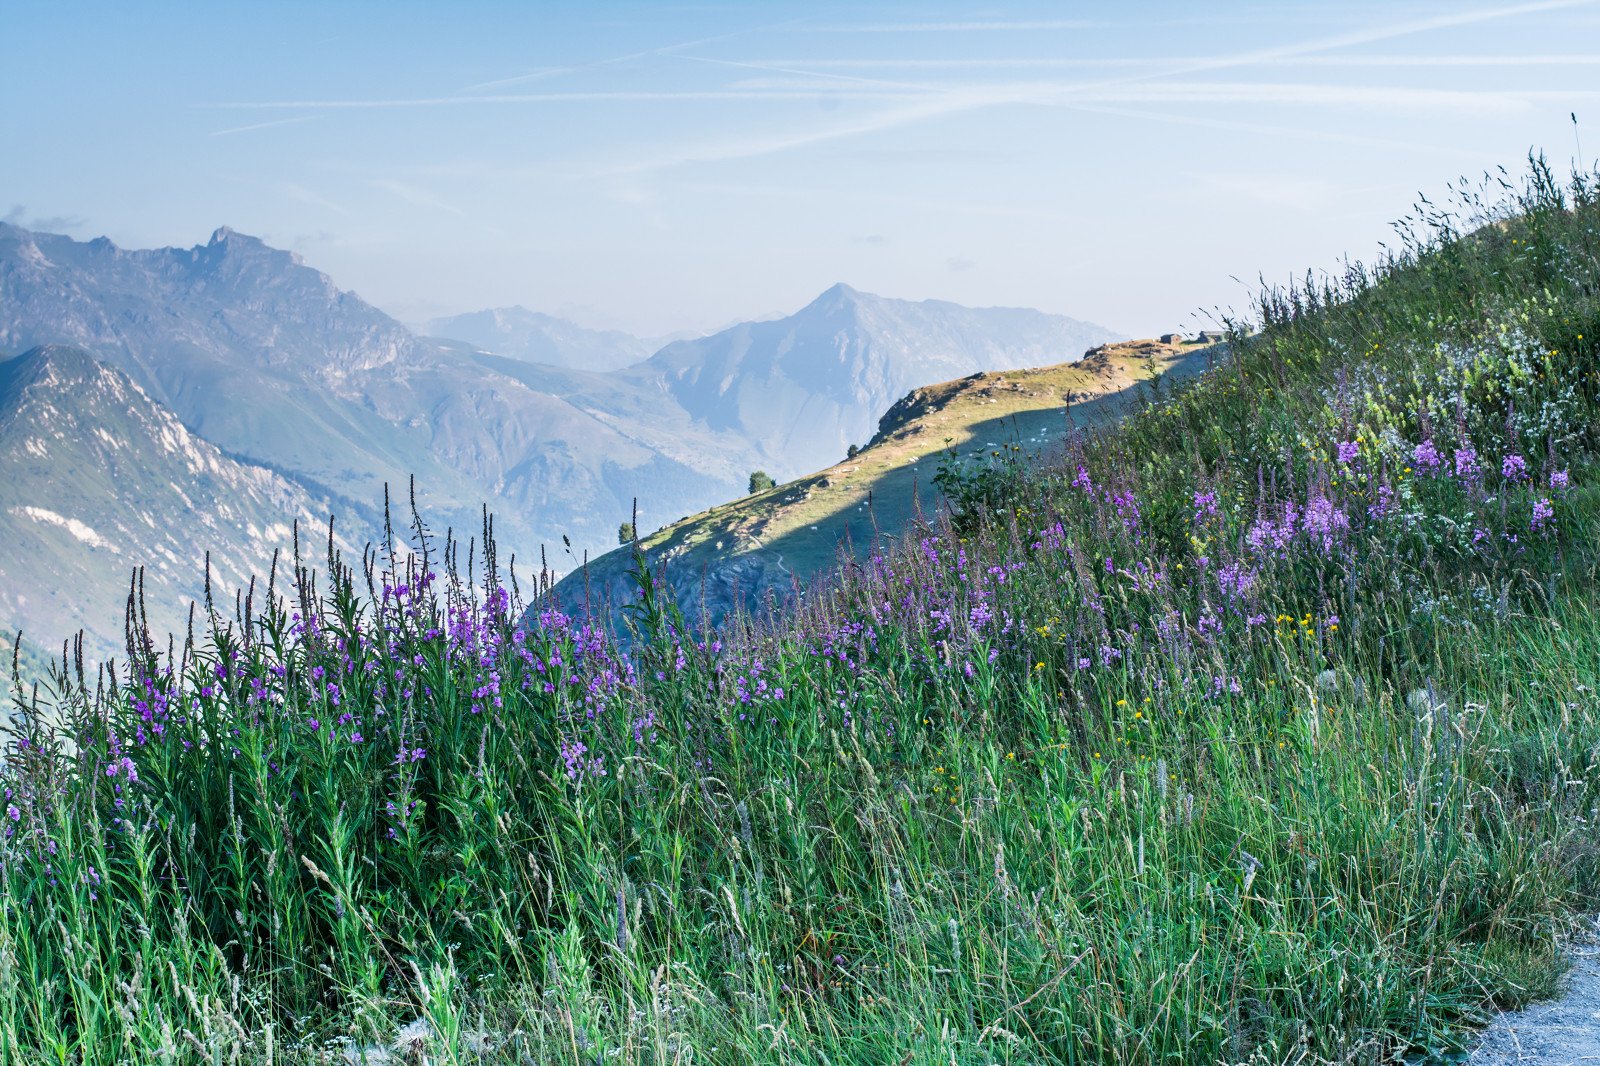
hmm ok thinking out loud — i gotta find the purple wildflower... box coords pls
[1367,484,1395,519]
[1412,439,1441,475]
[1531,497,1554,533]
[1301,495,1350,554]
[1216,562,1256,600]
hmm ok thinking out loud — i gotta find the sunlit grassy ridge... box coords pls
[4,160,1600,1064]
[559,338,1212,628]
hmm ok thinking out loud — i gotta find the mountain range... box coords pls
[0,221,1119,654]
[0,223,738,557]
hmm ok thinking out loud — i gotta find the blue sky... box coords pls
[5,1,1599,337]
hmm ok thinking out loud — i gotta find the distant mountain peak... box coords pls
[5,344,105,386]
[1,348,146,452]
[803,282,866,314]
[638,289,1123,476]
[201,225,282,261]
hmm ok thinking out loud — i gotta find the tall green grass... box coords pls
[4,158,1600,1064]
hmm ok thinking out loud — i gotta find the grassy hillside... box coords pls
[3,160,1600,1065]
[561,339,1214,625]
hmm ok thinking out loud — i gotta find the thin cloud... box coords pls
[679,182,1081,224]
[648,75,1584,114]
[289,230,340,253]
[209,114,323,137]
[1144,0,1600,81]
[729,53,1600,70]
[279,182,348,215]
[205,0,1600,185]
[1055,81,1591,114]
[624,0,1600,172]
[458,18,809,93]
[370,179,465,217]
[1055,102,1476,161]
[710,57,1158,70]
[213,0,1600,118]
[590,89,1002,176]
[1286,53,1600,65]
[210,90,918,108]
[206,80,1584,118]
[810,19,1109,32]
[909,0,1597,121]
[3,205,85,232]
[593,78,1591,179]
[675,53,943,93]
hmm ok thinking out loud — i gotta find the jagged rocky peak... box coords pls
[207,225,270,249]
[198,224,304,266]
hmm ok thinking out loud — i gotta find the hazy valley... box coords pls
[0,221,1119,666]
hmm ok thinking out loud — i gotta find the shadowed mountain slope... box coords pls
[0,345,333,656]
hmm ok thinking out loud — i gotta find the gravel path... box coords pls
[1469,919,1600,1064]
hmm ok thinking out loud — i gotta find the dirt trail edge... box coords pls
[1469,919,1600,1064]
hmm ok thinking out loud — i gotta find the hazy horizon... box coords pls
[7,0,1600,338]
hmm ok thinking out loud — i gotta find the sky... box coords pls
[4,1,1600,338]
